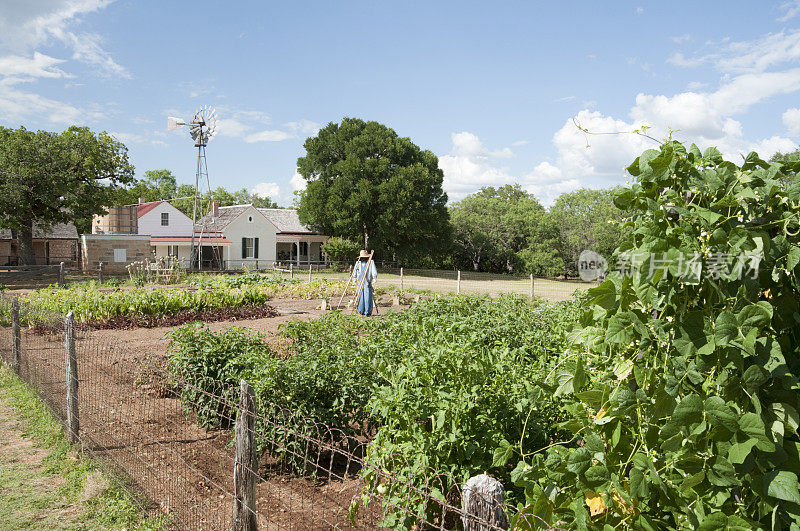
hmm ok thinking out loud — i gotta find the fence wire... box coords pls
[0,293,555,530]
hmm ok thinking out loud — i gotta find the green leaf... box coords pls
[566,448,592,475]
[728,439,757,465]
[492,439,514,467]
[606,311,636,344]
[588,280,616,309]
[788,246,800,271]
[739,412,775,452]
[707,456,738,486]
[714,310,738,346]
[764,471,800,504]
[738,301,773,330]
[704,396,738,432]
[742,365,769,393]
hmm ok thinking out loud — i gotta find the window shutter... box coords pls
[254,238,259,259]
[241,237,246,259]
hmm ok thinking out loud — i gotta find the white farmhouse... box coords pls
[137,200,207,265]
[195,204,328,269]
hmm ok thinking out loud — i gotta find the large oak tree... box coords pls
[0,126,134,264]
[296,118,450,263]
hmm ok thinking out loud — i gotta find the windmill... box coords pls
[168,106,218,271]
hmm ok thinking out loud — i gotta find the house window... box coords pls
[168,245,179,257]
[113,248,127,263]
[248,215,253,223]
[161,212,169,226]
[242,237,259,259]
[299,242,308,256]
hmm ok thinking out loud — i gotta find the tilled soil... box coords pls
[3,298,394,530]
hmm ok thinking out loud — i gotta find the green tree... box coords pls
[0,126,134,264]
[547,188,624,278]
[296,117,450,264]
[450,185,557,274]
[320,236,361,262]
[112,169,177,206]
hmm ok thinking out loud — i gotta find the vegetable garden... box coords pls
[2,140,798,529]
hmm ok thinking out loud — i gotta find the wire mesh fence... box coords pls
[0,293,555,530]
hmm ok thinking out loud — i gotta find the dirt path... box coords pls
[0,395,80,529]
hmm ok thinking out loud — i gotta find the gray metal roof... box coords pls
[0,221,79,240]
[196,205,250,232]
[196,205,320,234]
[257,208,318,234]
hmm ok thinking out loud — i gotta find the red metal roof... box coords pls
[150,236,231,245]
[137,201,163,218]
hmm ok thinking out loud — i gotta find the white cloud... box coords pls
[438,132,518,199]
[0,52,69,81]
[669,30,800,75]
[635,7,644,15]
[290,172,306,193]
[110,131,168,147]
[783,107,800,136]
[672,34,691,44]
[285,119,320,137]
[512,139,529,146]
[212,109,313,143]
[245,130,293,143]
[0,0,125,125]
[686,81,708,90]
[778,1,800,22]
[0,84,88,123]
[251,182,281,200]
[0,0,126,76]
[58,30,129,78]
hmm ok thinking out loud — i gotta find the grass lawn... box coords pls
[0,365,169,530]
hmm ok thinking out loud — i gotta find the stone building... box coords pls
[0,222,79,266]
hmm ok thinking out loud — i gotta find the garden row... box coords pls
[6,276,372,328]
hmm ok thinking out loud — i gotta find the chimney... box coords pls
[138,197,145,205]
[212,201,219,218]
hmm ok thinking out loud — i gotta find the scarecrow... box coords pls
[352,249,377,316]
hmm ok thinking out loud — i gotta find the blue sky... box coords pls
[2,1,800,206]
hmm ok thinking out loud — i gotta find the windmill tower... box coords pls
[167,106,218,271]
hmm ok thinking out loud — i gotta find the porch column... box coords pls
[295,241,300,266]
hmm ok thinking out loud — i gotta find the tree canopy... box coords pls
[0,126,134,264]
[450,185,559,274]
[296,117,450,263]
[548,188,625,277]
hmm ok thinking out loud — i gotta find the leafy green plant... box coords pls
[22,285,272,322]
[511,142,800,529]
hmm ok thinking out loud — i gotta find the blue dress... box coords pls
[352,260,377,316]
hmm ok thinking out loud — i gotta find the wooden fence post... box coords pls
[290,263,294,279]
[11,297,20,374]
[98,261,104,283]
[530,274,534,300]
[64,311,79,445]
[233,380,258,531]
[400,267,404,292]
[457,270,461,295]
[462,474,508,530]
[58,262,65,286]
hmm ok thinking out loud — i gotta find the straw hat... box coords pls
[359,249,370,258]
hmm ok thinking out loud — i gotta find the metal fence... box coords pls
[0,294,554,530]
